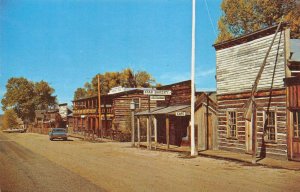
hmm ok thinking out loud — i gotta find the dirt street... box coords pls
[1,132,300,192]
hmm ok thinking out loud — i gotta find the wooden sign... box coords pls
[150,95,165,101]
[143,89,172,95]
[175,112,186,116]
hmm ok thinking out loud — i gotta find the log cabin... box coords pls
[214,24,300,161]
[135,80,218,150]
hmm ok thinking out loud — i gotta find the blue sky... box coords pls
[0,0,222,112]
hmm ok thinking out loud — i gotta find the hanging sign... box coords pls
[143,89,172,95]
[175,112,186,116]
[150,95,165,101]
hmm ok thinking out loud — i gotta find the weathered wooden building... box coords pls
[284,38,300,161]
[195,92,218,150]
[33,108,63,134]
[71,88,155,140]
[214,24,300,160]
[72,95,114,137]
[135,80,218,150]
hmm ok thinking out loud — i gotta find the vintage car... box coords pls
[49,128,68,141]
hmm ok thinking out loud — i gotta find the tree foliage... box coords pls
[216,0,300,43]
[2,109,19,130]
[1,77,57,123]
[34,80,57,110]
[73,68,158,100]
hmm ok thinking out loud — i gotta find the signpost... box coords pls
[175,112,186,116]
[143,89,171,95]
[150,95,165,101]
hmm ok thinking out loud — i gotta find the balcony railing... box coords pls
[73,108,112,115]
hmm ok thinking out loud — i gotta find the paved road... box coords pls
[0,133,105,192]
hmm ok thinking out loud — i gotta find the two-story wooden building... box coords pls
[71,88,155,140]
[72,95,113,137]
[214,24,300,161]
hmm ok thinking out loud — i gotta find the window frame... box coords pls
[226,110,237,139]
[292,110,300,139]
[264,110,277,143]
[133,98,141,109]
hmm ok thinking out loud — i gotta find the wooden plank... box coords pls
[166,115,170,149]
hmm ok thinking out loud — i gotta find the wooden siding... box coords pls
[157,80,191,106]
[287,85,300,109]
[216,30,286,95]
[217,89,287,159]
[113,93,156,132]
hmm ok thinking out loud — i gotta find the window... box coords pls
[265,111,276,141]
[227,111,237,138]
[133,98,140,109]
[293,111,300,139]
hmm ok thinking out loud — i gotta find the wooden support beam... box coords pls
[147,117,149,149]
[252,103,257,164]
[166,115,170,150]
[137,117,140,148]
[98,74,102,139]
[131,109,135,147]
[149,116,152,150]
[154,116,157,150]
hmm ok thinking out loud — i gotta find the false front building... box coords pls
[214,24,300,161]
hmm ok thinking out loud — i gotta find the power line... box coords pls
[204,0,217,37]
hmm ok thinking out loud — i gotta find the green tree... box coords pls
[74,68,158,100]
[135,71,155,88]
[1,77,36,123]
[74,88,88,100]
[34,80,57,110]
[1,77,57,123]
[2,109,19,130]
[216,0,300,43]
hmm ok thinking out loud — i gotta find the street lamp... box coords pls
[130,100,135,147]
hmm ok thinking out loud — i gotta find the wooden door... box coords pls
[205,113,213,150]
[292,111,300,160]
[245,120,252,153]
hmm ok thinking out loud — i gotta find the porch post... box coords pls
[166,115,170,150]
[147,117,149,149]
[149,115,152,150]
[95,117,99,137]
[153,116,157,150]
[81,117,83,134]
[137,117,140,148]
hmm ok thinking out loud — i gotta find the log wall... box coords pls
[113,93,156,133]
[217,89,287,159]
[157,80,191,106]
[215,28,289,159]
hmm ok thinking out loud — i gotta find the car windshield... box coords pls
[53,129,65,132]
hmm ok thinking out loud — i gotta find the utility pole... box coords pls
[98,74,102,139]
[190,0,197,156]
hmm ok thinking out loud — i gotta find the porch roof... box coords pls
[135,105,190,116]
